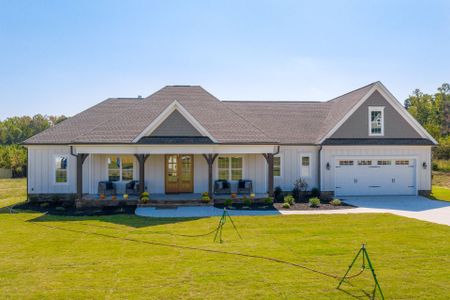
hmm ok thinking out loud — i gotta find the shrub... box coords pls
[55,206,65,212]
[284,195,295,205]
[264,197,274,205]
[243,197,252,207]
[282,202,291,209]
[274,186,283,202]
[292,178,308,201]
[201,195,211,203]
[309,197,321,207]
[330,199,342,206]
[141,191,149,198]
[311,187,320,197]
[51,194,60,202]
[39,202,49,208]
[224,199,233,207]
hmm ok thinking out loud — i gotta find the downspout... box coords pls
[70,145,77,157]
[26,147,29,201]
[273,145,280,156]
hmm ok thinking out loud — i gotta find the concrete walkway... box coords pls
[282,196,450,226]
[135,206,280,218]
[135,196,450,226]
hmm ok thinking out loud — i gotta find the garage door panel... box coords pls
[335,158,416,196]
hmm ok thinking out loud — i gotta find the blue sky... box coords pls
[0,0,449,119]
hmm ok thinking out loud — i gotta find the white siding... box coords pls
[194,155,208,193]
[274,146,320,191]
[28,146,76,194]
[320,145,432,192]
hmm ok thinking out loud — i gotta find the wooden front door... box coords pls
[165,154,194,193]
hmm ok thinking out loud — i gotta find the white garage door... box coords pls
[335,158,416,196]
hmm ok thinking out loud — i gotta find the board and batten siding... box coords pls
[28,145,77,194]
[274,146,320,191]
[320,145,432,192]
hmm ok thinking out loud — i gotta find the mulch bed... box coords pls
[13,202,136,216]
[214,203,277,211]
[274,201,354,211]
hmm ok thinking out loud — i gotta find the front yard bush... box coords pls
[284,195,295,205]
[311,187,320,197]
[264,197,274,205]
[282,202,291,209]
[330,199,342,206]
[224,199,233,207]
[274,186,283,202]
[243,196,252,207]
[201,195,211,203]
[309,197,320,207]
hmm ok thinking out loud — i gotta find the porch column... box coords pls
[134,154,150,195]
[76,154,89,200]
[262,153,274,197]
[202,154,218,196]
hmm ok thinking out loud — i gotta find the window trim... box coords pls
[106,155,135,182]
[216,155,245,181]
[273,154,283,177]
[54,154,69,185]
[299,153,312,178]
[368,106,385,136]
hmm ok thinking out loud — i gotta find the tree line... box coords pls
[405,83,450,159]
[0,115,66,177]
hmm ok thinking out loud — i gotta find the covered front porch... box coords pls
[73,144,278,203]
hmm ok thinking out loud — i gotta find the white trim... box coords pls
[319,82,438,144]
[53,154,69,185]
[368,106,385,136]
[105,155,135,182]
[132,100,218,143]
[72,144,277,155]
[273,154,283,178]
[215,155,245,181]
[299,152,312,178]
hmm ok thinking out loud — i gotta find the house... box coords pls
[23,82,436,204]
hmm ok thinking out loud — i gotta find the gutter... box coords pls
[318,145,322,191]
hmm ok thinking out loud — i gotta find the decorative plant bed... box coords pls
[274,201,354,210]
[13,201,136,216]
[214,203,277,211]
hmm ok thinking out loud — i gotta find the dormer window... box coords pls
[369,106,384,136]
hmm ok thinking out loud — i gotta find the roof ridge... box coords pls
[223,100,323,103]
[327,81,379,103]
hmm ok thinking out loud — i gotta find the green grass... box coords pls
[1,179,450,299]
[430,186,450,202]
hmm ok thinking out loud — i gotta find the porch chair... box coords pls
[125,180,140,195]
[98,181,117,195]
[237,179,253,194]
[214,180,231,194]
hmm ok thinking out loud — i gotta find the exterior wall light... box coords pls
[326,162,330,170]
[422,162,427,169]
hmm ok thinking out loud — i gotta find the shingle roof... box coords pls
[24,83,379,145]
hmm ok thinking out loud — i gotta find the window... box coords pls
[357,160,372,166]
[395,160,409,165]
[301,155,310,177]
[369,106,384,136]
[273,156,281,177]
[377,160,392,166]
[55,155,68,183]
[108,156,134,181]
[217,156,243,180]
[339,160,354,166]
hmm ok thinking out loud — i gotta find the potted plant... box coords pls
[250,193,255,200]
[99,194,106,200]
[123,194,129,200]
[111,195,117,201]
[201,192,211,203]
[231,193,237,199]
[140,191,150,204]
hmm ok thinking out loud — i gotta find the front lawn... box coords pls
[1,179,449,299]
[430,186,450,202]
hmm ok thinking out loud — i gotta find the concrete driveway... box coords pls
[281,196,450,226]
[341,196,450,226]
